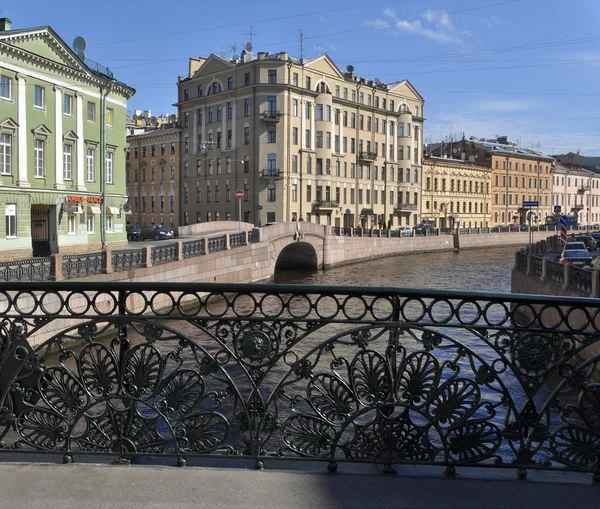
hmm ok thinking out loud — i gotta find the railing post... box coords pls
[592,270,600,298]
[50,253,63,281]
[526,254,532,276]
[226,234,232,250]
[541,257,548,281]
[142,246,152,268]
[176,240,184,261]
[102,249,113,274]
[562,263,569,290]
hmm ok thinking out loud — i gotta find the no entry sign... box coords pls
[235,189,244,200]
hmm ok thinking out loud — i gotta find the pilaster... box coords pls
[75,92,86,191]
[16,73,30,187]
[54,85,65,190]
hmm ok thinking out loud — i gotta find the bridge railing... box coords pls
[1,281,600,480]
[0,256,52,282]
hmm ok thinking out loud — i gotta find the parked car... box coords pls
[141,225,174,241]
[509,224,522,232]
[414,224,431,235]
[563,241,588,252]
[591,232,600,242]
[399,226,413,237]
[126,224,143,241]
[575,235,598,251]
[559,249,593,266]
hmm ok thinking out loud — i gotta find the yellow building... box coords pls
[422,156,492,229]
[126,125,182,229]
[176,50,425,228]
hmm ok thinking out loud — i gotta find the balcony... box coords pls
[260,168,283,179]
[394,203,417,213]
[261,111,281,123]
[359,151,377,161]
[312,200,339,210]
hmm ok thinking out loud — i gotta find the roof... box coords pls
[470,139,553,161]
[424,156,490,169]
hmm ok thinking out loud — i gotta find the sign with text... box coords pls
[522,201,539,207]
[67,195,103,203]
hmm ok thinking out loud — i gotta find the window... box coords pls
[0,133,12,175]
[5,203,16,237]
[267,183,276,201]
[292,72,299,86]
[306,76,311,89]
[208,108,213,123]
[292,127,298,145]
[198,85,203,97]
[86,148,95,182]
[63,94,73,116]
[244,72,251,86]
[343,88,348,100]
[227,77,233,90]
[268,69,277,84]
[87,101,96,122]
[244,126,250,145]
[105,152,114,184]
[87,213,95,234]
[34,139,45,177]
[106,215,114,233]
[292,155,298,172]
[184,112,189,127]
[170,196,175,213]
[316,104,323,120]
[227,102,233,119]
[244,99,250,116]
[267,96,276,114]
[217,104,222,121]
[63,144,72,180]
[106,108,114,127]
[0,75,12,100]
[183,89,189,100]
[34,85,45,108]
[68,214,76,235]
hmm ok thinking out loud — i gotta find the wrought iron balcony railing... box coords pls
[260,168,283,179]
[312,199,339,209]
[394,202,417,211]
[358,151,377,161]
[1,281,599,479]
[261,111,281,122]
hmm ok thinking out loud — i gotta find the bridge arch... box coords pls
[263,223,326,272]
[275,242,318,270]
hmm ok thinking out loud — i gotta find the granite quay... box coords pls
[1,281,600,483]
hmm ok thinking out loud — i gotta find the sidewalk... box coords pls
[0,462,596,509]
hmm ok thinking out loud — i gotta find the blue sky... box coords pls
[5,0,600,155]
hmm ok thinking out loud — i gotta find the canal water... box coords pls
[273,245,518,292]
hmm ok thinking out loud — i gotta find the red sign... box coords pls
[235,189,244,200]
[67,195,103,203]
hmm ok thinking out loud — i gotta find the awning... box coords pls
[360,208,374,216]
[107,206,120,215]
[88,206,101,215]
[73,205,83,214]
[62,202,82,213]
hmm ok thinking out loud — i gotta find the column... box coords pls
[310,102,315,150]
[301,101,307,149]
[54,85,65,189]
[232,102,237,149]
[392,121,397,163]
[385,120,390,161]
[201,107,206,147]
[192,109,198,153]
[339,109,344,155]
[76,92,86,190]
[221,102,226,147]
[330,108,335,152]
[16,73,29,187]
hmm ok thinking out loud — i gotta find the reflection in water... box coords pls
[273,246,517,293]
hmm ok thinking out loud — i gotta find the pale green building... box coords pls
[0,18,135,260]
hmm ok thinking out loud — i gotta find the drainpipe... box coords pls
[100,81,114,251]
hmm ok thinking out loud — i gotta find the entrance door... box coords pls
[31,206,52,257]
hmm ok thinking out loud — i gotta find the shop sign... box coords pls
[67,195,103,203]
[62,202,80,213]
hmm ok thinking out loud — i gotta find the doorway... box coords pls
[31,205,56,257]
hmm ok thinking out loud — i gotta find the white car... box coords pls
[400,226,413,237]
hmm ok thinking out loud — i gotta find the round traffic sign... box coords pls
[235,189,244,200]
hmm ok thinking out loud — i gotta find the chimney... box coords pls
[257,52,266,60]
[0,18,12,31]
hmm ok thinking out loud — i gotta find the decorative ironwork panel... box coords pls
[182,239,206,259]
[229,232,247,249]
[515,253,528,273]
[248,229,260,244]
[530,256,543,277]
[1,282,600,478]
[568,266,592,295]
[62,252,103,279]
[389,230,400,238]
[150,244,179,266]
[208,235,227,253]
[0,257,52,282]
[547,261,564,286]
[112,249,145,271]
[331,227,341,236]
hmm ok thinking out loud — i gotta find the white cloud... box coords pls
[366,8,467,45]
[472,99,537,112]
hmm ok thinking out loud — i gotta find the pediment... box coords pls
[0,117,18,129]
[32,124,52,136]
[191,54,234,79]
[304,54,345,79]
[63,129,78,141]
[388,79,424,102]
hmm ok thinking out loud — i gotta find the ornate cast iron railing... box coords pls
[568,266,593,295]
[62,252,103,279]
[208,235,227,253]
[248,229,260,244]
[515,252,528,273]
[229,232,247,249]
[182,239,206,259]
[112,249,145,271]
[530,256,543,278]
[0,257,52,282]
[150,244,179,266]
[1,282,600,480]
[546,261,564,285]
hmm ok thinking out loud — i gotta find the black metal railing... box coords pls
[150,243,179,266]
[111,249,145,271]
[312,200,339,209]
[530,255,543,277]
[0,257,52,282]
[248,229,260,243]
[515,252,528,272]
[182,238,206,259]
[547,260,564,285]
[62,252,103,279]
[229,232,247,248]
[1,281,600,480]
[208,235,227,253]
[569,266,593,295]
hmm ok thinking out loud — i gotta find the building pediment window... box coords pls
[63,129,78,142]
[32,124,52,138]
[0,117,18,130]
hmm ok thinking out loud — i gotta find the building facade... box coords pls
[552,164,600,226]
[422,155,492,229]
[0,18,134,260]
[432,137,554,226]
[126,125,181,229]
[177,50,425,228]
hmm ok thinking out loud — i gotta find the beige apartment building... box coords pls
[176,50,425,228]
[126,124,182,229]
[422,155,492,229]
[552,164,600,226]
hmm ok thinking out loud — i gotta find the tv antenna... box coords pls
[73,36,87,61]
[299,29,304,61]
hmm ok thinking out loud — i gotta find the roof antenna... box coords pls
[299,29,304,61]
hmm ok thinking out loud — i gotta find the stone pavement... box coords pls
[0,462,597,509]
